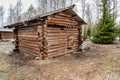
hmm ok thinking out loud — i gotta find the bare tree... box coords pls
[8,4,15,23]
[79,0,86,40]
[0,5,4,27]
[37,0,47,14]
[14,0,22,22]
[112,0,118,20]
[81,0,86,20]
[93,0,101,22]
[86,4,92,39]
[61,0,66,8]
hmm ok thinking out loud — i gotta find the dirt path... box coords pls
[0,41,120,80]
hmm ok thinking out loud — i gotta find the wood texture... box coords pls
[13,11,83,59]
[47,13,80,27]
[45,26,82,59]
[0,32,13,39]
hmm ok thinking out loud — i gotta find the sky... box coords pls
[0,0,37,27]
[0,0,120,27]
[0,0,89,27]
[1,0,37,12]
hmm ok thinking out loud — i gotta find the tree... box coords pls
[113,0,118,19]
[27,4,35,18]
[61,0,66,8]
[93,0,102,22]
[86,4,92,40]
[14,0,22,22]
[80,0,86,40]
[0,6,4,27]
[8,4,15,23]
[37,0,67,14]
[37,0,47,14]
[92,0,116,44]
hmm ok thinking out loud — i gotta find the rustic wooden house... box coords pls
[4,5,86,59]
[0,28,13,41]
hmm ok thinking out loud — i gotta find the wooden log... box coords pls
[19,50,39,56]
[19,44,40,51]
[18,37,38,41]
[18,34,38,38]
[47,46,66,53]
[19,42,39,48]
[57,13,73,17]
[19,39,39,45]
[47,33,78,36]
[18,27,37,33]
[53,15,75,20]
[47,44,66,50]
[19,46,40,55]
[48,17,78,24]
[18,31,38,35]
[46,36,66,40]
[46,49,66,57]
[48,41,67,46]
[47,20,78,26]
[47,26,78,30]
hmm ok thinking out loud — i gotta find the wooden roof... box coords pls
[4,5,86,28]
[0,28,13,32]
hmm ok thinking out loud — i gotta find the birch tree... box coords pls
[14,0,22,22]
[8,4,15,23]
[93,0,101,22]
[80,0,86,40]
[37,0,47,14]
[0,6,4,27]
[86,4,92,39]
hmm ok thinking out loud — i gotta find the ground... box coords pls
[0,41,120,80]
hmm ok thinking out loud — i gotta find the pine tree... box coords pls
[27,5,35,18]
[92,0,116,44]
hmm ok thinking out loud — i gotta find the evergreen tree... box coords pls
[92,0,116,44]
[27,5,35,18]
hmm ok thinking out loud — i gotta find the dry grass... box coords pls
[0,41,120,80]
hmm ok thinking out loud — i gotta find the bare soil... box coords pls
[0,41,120,80]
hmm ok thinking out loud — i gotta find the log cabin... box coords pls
[0,28,13,41]
[4,5,86,59]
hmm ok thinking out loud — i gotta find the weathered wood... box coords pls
[19,50,38,56]
[42,23,48,58]
[78,27,82,51]
[19,42,39,48]
[47,20,78,26]
[9,7,84,59]
[37,24,43,59]
[14,28,19,51]
[45,25,81,58]
[48,16,78,24]
[19,44,39,52]
[0,32,13,39]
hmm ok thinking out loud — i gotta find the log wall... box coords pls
[17,26,41,56]
[13,12,83,59]
[45,26,81,59]
[0,32,13,39]
[47,15,79,27]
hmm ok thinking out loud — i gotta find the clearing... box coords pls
[0,41,120,80]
